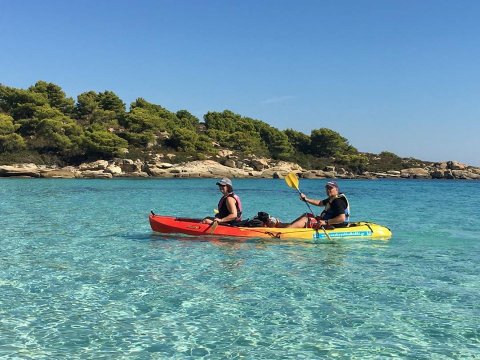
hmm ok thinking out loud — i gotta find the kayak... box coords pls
[149,214,392,240]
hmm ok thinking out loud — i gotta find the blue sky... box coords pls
[1,0,479,165]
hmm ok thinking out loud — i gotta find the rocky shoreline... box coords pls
[1,155,479,180]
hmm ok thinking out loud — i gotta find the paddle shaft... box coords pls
[208,220,219,234]
[287,173,333,241]
[294,188,315,215]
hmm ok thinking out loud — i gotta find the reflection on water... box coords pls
[0,178,479,358]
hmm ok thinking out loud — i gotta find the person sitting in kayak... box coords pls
[202,177,243,225]
[284,181,350,229]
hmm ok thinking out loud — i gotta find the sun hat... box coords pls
[325,181,339,189]
[216,178,233,186]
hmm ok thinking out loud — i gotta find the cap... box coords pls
[325,181,339,189]
[216,177,233,186]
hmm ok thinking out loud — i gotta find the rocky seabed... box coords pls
[1,157,479,180]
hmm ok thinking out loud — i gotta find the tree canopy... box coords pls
[0,81,408,171]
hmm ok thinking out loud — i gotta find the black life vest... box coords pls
[320,193,350,222]
[217,193,243,222]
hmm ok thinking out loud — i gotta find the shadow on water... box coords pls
[97,231,154,242]
[120,231,393,251]
[101,226,393,256]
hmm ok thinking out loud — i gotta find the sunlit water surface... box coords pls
[0,178,479,358]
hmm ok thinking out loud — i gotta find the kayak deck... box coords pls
[149,214,392,240]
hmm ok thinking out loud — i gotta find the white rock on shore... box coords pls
[0,158,479,180]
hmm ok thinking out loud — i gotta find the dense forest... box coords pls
[0,81,422,172]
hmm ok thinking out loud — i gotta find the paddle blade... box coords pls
[285,172,300,191]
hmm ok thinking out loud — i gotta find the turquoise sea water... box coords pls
[0,178,479,359]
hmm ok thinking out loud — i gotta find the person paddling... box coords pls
[202,178,243,225]
[285,181,350,228]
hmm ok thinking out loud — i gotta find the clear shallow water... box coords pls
[0,178,479,359]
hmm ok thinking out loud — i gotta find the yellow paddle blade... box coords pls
[285,172,300,191]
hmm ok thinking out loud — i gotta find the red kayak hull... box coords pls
[148,214,267,237]
[149,214,392,240]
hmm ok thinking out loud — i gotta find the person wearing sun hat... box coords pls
[285,180,350,228]
[202,177,243,225]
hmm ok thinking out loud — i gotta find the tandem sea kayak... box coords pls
[149,214,392,240]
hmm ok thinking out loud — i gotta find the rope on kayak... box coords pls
[363,222,374,234]
[350,221,375,235]
[264,231,282,239]
[233,226,283,239]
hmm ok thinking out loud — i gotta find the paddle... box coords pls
[208,220,219,234]
[285,172,332,241]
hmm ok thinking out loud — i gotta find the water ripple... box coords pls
[0,178,479,358]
